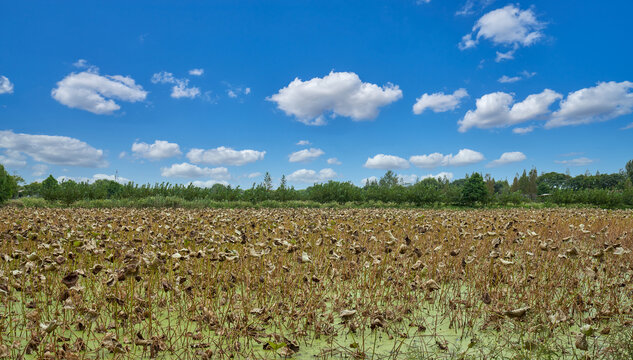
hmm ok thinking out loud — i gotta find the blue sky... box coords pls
[1,0,632,188]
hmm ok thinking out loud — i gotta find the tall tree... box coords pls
[461,173,488,206]
[379,171,399,188]
[41,175,59,201]
[0,165,19,204]
[626,159,633,183]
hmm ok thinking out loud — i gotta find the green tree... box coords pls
[41,175,59,201]
[262,172,273,191]
[58,180,82,205]
[0,165,19,204]
[461,173,488,206]
[379,171,399,188]
[626,160,633,183]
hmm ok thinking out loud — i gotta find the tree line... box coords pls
[2,160,633,208]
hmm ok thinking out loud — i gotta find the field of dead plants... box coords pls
[0,208,632,359]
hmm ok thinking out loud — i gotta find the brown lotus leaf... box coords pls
[61,272,79,288]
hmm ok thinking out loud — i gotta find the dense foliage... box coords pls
[5,160,633,208]
[0,165,20,204]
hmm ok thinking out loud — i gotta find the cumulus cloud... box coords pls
[189,68,204,76]
[151,71,200,99]
[486,151,526,167]
[547,81,633,128]
[459,5,545,60]
[296,140,311,146]
[131,140,182,160]
[364,154,410,170]
[289,148,324,163]
[413,88,468,114]
[161,162,230,179]
[409,149,484,168]
[0,130,107,167]
[0,150,27,167]
[458,89,562,132]
[555,157,594,167]
[247,172,262,179]
[186,147,265,166]
[0,76,14,94]
[287,168,337,183]
[327,157,342,165]
[268,71,402,125]
[51,69,147,114]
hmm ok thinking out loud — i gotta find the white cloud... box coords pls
[459,5,545,58]
[247,172,262,179]
[0,150,27,167]
[555,157,594,167]
[161,162,230,179]
[327,157,342,165]
[268,71,402,125]
[456,0,495,16]
[364,154,410,170]
[226,85,250,99]
[296,140,311,146]
[486,151,526,167]
[398,174,419,185]
[51,70,147,114]
[189,68,204,76]
[32,164,48,176]
[458,89,562,132]
[186,146,265,166]
[131,140,182,160]
[287,168,337,183]
[547,81,633,128]
[623,122,633,130]
[413,88,468,114]
[0,130,107,167]
[72,59,99,73]
[498,71,537,83]
[498,75,521,83]
[0,76,14,94]
[289,148,324,163]
[118,151,127,159]
[495,49,515,62]
[190,179,229,188]
[410,149,484,168]
[151,71,200,99]
[416,0,431,3]
[512,126,534,134]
